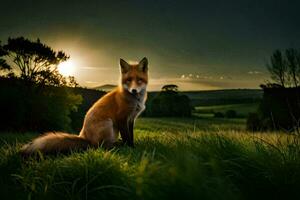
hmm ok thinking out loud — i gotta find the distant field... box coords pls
[0,117,299,200]
[183,89,263,106]
[195,103,259,117]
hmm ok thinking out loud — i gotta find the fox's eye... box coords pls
[126,78,132,83]
[137,78,143,83]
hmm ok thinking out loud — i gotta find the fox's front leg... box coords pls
[128,119,134,147]
[119,119,134,147]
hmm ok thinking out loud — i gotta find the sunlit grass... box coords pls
[0,117,300,199]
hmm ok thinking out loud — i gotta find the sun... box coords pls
[58,60,75,76]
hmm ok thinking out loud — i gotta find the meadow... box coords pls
[194,103,259,117]
[0,117,300,200]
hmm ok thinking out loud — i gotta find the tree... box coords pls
[145,85,192,117]
[255,48,300,131]
[0,37,78,87]
[0,42,10,71]
[285,48,299,87]
[267,50,288,87]
[67,75,79,87]
[161,84,178,92]
[296,49,300,86]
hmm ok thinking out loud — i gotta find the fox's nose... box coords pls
[132,89,137,94]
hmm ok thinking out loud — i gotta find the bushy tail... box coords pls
[20,132,90,155]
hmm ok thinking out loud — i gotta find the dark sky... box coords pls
[1,0,300,90]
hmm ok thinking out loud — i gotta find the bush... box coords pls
[246,113,261,131]
[225,110,237,118]
[69,88,106,132]
[258,87,300,131]
[214,112,224,118]
[0,78,82,132]
[145,90,192,117]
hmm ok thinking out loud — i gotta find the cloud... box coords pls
[180,74,229,80]
[248,71,262,75]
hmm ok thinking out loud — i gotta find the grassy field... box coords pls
[195,103,259,117]
[183,89,262,106]
[0,117,300,200]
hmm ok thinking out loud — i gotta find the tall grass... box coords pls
[0,118,300,200]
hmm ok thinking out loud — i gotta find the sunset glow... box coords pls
[58,60,75,76]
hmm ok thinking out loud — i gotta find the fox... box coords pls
[21,57,149,155]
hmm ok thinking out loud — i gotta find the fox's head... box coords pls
[120,57,148,95]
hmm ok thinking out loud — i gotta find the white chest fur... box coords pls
[128,93,146,120]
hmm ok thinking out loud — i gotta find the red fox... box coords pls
[21,57,148,155]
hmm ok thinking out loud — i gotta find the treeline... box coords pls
[0,78,192,132]
[0,77,105,132]
[0,36,89,132]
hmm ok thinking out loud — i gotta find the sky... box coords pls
[1,0,300,90]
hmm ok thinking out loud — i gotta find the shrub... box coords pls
[0,78,82,132]
[225,110,237,118]
[214,112,224,118]
[246,113,262,131]
[145,90,192,117]
[258,87,300,131]
[69,88,106,132]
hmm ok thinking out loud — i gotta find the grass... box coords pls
[1,117,300,200]
[195,103,259,117]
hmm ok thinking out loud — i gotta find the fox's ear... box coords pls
[120,58,130,73]
[138,57,148,72]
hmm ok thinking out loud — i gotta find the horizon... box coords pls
[92,83,263,92]
[1,0,300,90]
